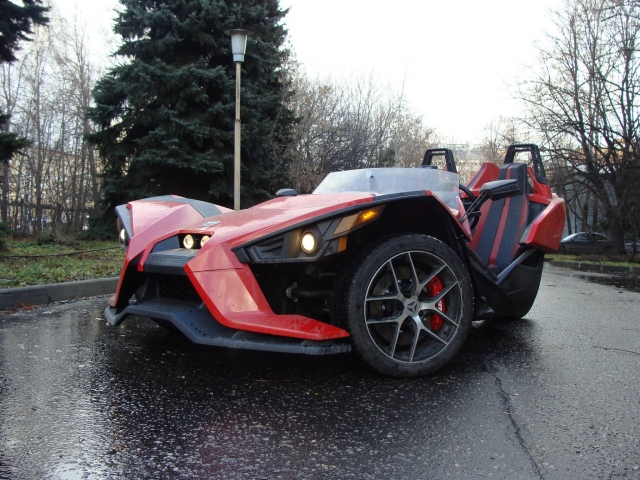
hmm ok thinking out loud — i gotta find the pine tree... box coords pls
[88,0,294,225]
[0,0,49,63]
[0,0,49,223]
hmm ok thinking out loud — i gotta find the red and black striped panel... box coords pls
[469,163,529,271]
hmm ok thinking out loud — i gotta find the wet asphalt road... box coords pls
[0,265,639,480]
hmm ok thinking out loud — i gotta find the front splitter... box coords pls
[104,299,352,356]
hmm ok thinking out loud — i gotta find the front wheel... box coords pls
[337,234,473,378]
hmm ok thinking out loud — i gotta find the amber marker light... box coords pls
[333,205,385,235]
[359,209,380,223]
[337,236,348,252]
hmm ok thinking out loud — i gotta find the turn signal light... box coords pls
[333,206,385,235]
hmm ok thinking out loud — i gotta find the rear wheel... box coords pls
[337,234,473,378]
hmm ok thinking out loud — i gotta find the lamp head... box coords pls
[224,29,252,62]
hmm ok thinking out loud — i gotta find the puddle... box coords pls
[581,275,640,293]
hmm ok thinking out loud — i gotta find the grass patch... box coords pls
[547,253,639,267]
[0,239,125,288]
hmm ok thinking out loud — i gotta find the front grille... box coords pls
[156,275,202,303]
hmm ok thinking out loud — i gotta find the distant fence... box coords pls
[2,200,96,236]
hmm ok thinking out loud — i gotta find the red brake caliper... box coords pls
[426,277,446,331]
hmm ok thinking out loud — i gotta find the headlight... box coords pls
[118,227,128,250]
[183,234,195,249]
[177,234,210,250]
[236,205,384,264]
[300,232,317,253]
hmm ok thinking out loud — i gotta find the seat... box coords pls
[466,162,500,196]
[468,163,529,272]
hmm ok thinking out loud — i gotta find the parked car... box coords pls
[105,144,565,378]
[560,232,612,254]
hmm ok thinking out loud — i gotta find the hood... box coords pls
[182,193,376,248]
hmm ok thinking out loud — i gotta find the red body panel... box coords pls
[187,193,375,256]
[526,167,552,203]
[113,193,384,340]
[523,195,566,252]
[185,267,349,340]
[113,201,206,306]
[113,190,466,341]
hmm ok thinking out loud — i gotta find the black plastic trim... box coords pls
[422,148,458,173]
[503,144,548,185]
[104,300,352,356]
[373,191,426,201]
[144,249,197,275]
[151,236,180,252]
[234,248,250,263]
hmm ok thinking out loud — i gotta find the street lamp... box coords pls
[225,29,252,210]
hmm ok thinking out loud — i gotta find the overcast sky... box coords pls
[53,0,562,143]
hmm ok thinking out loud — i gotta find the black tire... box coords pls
[337,234,473,378]
[559,245,567,254]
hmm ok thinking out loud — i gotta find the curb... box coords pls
[0,277,119,310]
[548,261,640,277]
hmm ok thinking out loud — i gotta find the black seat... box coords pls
[469,163,529,272]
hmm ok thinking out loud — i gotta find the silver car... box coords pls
[560,232,612,254]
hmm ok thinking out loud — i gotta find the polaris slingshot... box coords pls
[105,144,565,377]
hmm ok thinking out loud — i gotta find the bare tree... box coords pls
[287,70,439,193]
[0,9,103,236]
[520,0,640,252]
[54,14,102,230]
[478,117,528,166]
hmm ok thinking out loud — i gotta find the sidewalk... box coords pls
[0,277,118,310]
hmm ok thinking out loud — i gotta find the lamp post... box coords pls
[225,29,251,210]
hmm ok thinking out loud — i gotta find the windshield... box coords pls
[313,168,460,208]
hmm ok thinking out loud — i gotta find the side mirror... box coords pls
[276,188,298,197]
[479,179,522,201]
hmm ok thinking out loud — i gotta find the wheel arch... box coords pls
[238,194,477,325]
[335,196,478,323]
[340,195,469,263]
